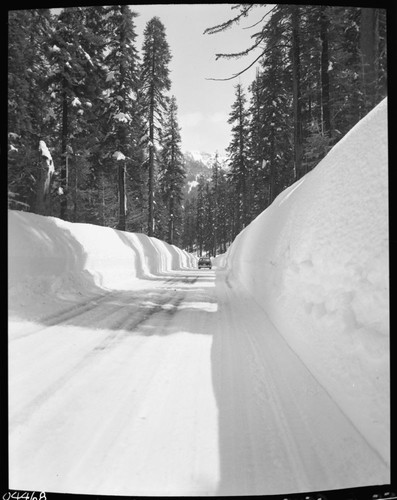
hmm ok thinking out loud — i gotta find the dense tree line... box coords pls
[8,6,387,256]
[181,4,387,256]
[8,6,185,244]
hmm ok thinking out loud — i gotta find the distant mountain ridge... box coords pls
[183,151,228,195]
[184,150,228,168]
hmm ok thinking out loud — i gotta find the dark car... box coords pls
[198,257,212,270]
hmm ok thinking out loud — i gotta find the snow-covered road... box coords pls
[9,269,389,496]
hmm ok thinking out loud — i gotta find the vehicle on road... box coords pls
[198,257,212,270]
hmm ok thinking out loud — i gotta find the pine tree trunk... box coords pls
[60,76,68,220]
[148,100,154,236]
[320,6,331,136]
[101,171,105,226]
[213,166,218,257]
[117,162,126,231]
[73,158,78,222]
[291,5,304,180]
[148,62,156,236]
[238,96,248,229]
[168,195,174,244]
[118,8,129,233]
[360,8,378,112]
[148,143,154,236]
[269,131,276,203]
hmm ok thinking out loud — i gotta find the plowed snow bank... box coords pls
[8,211,197,310]
[218,98,389,463]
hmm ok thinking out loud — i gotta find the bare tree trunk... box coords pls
[73,157,78,222]
[117,162,127,231]
[101,171,105,226]
[291,5,304,180]
[213,162,218,257]
[320,5,331,136]
[168,195,174,244]
[117,6,129,232]
[60,77,68,220]
[360,8,378,112]
[269,133,276,203]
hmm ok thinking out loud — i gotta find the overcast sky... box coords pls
[131,4,270,155]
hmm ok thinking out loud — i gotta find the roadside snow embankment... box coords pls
[220,98,389,461]
[8,211,197,312]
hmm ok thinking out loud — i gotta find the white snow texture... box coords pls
[8,213,197,307]
[216,97,389,461]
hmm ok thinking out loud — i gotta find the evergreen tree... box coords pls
[290,5,304,180]
[210,154,233,254]
[209,153,220,256]
[48,7,91,219]
[226,83,251,234]
[195,175,208,255]
[67,6,109,224]
[100,5,141,231]
[248,9,293,208]
[298,5,332,173]
[158,96,185,245]
[205,3,387,221]
[8,9,55,212]
[140,16,172,236]
[247,72,265,217]
[181,196,197,253]
[203,181,215,254]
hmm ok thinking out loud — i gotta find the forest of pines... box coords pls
[8,5,387,255]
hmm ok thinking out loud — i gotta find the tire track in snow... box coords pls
[243,299,390,474]
[10,277,185,342]
[213,279,389,495]
[10,291,120,341]
[9,280,194,432]
[62,325,212,493]
[10,272,218,495]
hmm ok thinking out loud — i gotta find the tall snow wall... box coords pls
[8,210,197,298]
[220,98,389,461]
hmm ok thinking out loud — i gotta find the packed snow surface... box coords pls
[8,99,389,496]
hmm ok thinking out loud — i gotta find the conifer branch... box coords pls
[207,41,292,81]
[242,5,277,30]
[203,5,253,35]
[214,33,266,60]
[206,50,266,81]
